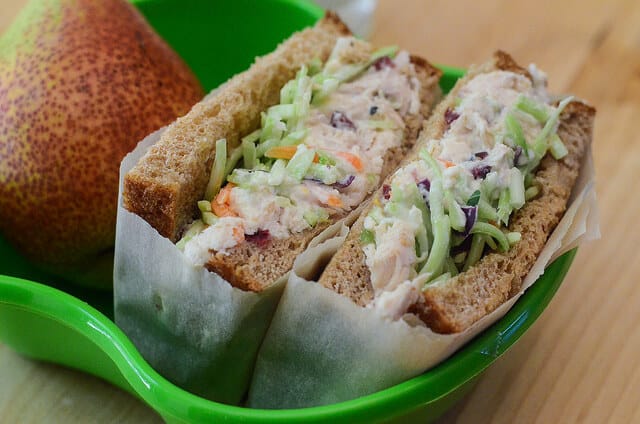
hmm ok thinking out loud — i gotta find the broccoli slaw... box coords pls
[178,37,423,266]
[361,66,574,319]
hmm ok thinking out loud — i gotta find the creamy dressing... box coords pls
[364,69,556,320]
[183,217,245,264]
[183,41,421,267]
[363,209,421,292]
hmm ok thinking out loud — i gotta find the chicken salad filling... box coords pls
[178,37,422,266]
[360,67,573,320]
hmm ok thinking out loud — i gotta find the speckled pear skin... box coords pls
[0,0,204,288]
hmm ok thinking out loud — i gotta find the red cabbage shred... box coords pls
[382,184,391,200]
[330,111,356,131]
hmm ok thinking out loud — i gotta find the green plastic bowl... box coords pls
[0,0,576,422]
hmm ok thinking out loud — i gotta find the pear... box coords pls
[0,0,203,288]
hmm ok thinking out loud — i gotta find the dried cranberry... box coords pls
[382,184,391,200]
[372,56,395,71]
[417,178,431,204]
[471,165,492,180]
[246,229,271,247]
[444,108,460,128]
[474,151,488,160]
[417,178,431,192]
[330,111,356,131]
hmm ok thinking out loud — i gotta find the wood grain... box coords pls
[1,0,638,422]
[0,343,161,423]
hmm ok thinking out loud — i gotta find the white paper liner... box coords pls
[114,128,293,404]
[248,128,599,408]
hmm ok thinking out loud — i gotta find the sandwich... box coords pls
[318,51,596,332]
[122,12,442,292]
[114,12,443,403]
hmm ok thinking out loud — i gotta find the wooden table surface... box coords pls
[1,0,638,422]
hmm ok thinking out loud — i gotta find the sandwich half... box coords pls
[319,51,595,332]
[122,12,442,292]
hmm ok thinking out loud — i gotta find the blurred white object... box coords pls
[314,0,378,38]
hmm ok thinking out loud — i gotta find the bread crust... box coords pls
[123,12,443,293]
[414,100,594,333]
[123,12,351,241]
[319,51,595,332]
[205,54,442,292]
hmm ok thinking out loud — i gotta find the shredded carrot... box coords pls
[265,145,320,162]
[439,158,455,168]
[326,195,343,208]
[232,226,245,243]
[217,183,235,203]
[335,151,364,172]
[212,183,237,217]
[212,202,236,217]
[265,145,298,160]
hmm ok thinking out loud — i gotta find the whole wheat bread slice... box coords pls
[123,12,443,292]
[123,13,351,242]
[205,54,442,292]
[318,51,595,333]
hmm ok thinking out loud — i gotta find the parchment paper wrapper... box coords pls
[248,135,599,408]
[114,128,288,404]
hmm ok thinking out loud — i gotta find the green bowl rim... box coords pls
[0,249,576,421]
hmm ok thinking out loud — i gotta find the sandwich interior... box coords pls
[176,36,441,292]
[319,51,595,331]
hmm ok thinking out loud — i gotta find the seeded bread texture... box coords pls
[206,55,443,292]
[319,51,595,334]
[123,12,351,241]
